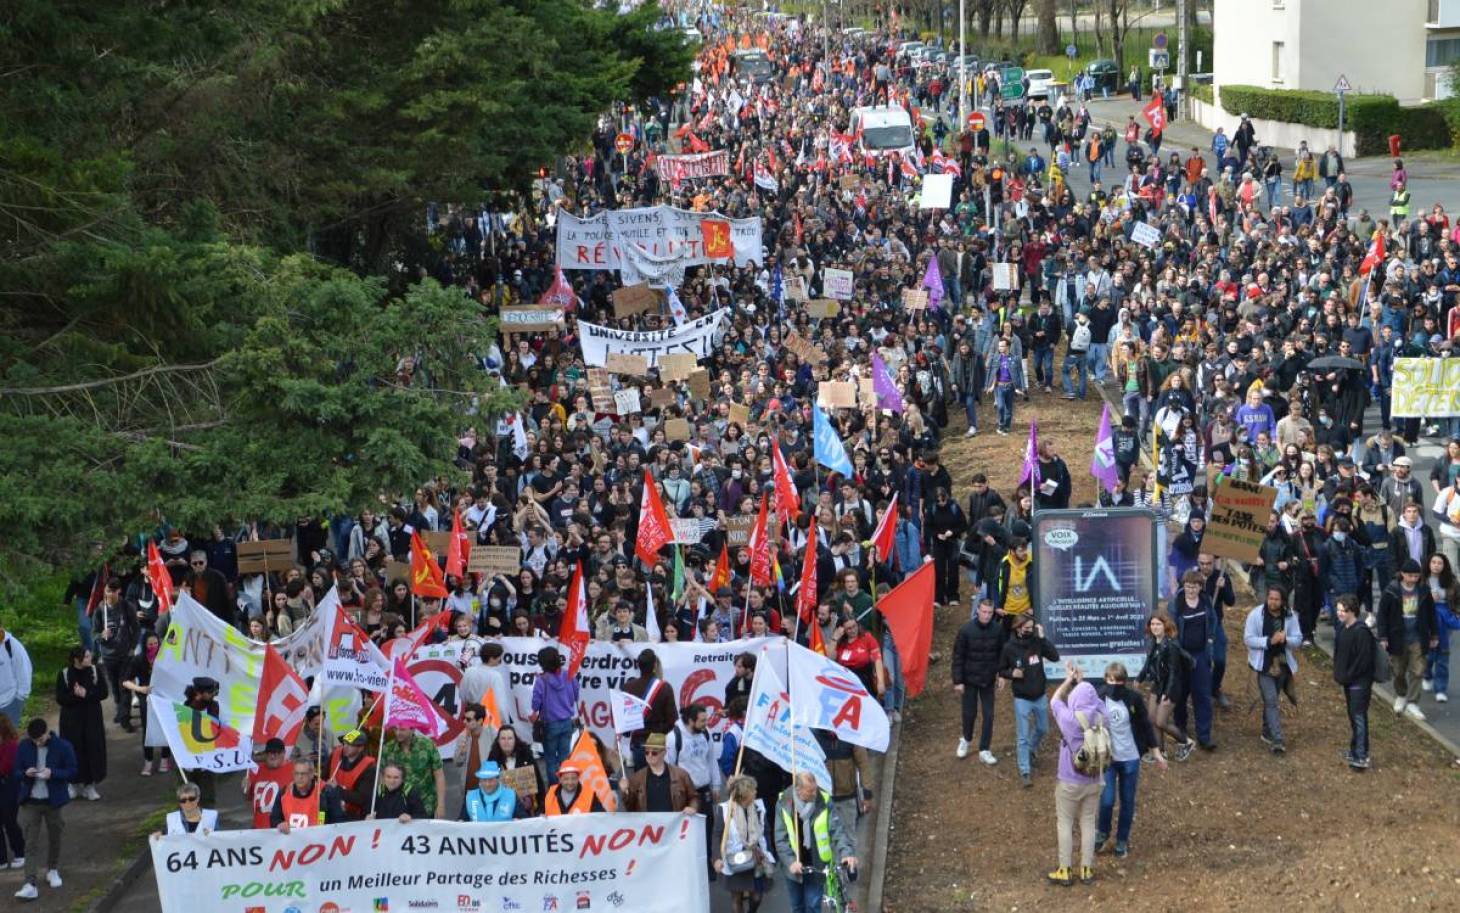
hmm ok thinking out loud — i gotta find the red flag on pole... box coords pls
[1359,230,1386,275]
[1141,96,1166,136]
[634,469,674,566]
[875,559,936,698]
[709,543,732,593]
[807,613,829,656]
[409,530,449,599]
[146,541,175,615]
[795,520,819,624]
[748,492,773,587]
[537,266,578,312]
[869,493,899,565]
[445,510,470,579]
[559,562,591,679]
[252,643,310,747]
[771,439,800,520]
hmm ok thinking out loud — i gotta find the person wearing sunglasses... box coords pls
[161,783,217,835]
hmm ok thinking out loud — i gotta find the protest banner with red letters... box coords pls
[654,149,730,181]
[151,815,710,913]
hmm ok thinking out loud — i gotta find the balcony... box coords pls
[1430,0,1460,28]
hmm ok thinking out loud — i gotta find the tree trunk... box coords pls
[1036,0,1060,54]
[978,0,993,38]
[993,3,1004,38]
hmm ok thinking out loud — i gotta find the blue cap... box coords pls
[475,761,502,780]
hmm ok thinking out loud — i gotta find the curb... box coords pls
[84,846,152,913]
[865,718,901,913]
[1093,383,1460,761]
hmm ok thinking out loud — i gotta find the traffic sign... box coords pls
[1153,32,1168,49]
[614,132,634,155]
[1065,43,1078,59]
[1148,49,1169,70]
[967,111,986,131]
[1333,74,1352,94]
[1001,81,1025,100]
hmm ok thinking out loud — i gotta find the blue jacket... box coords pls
[464,784,518,822]
[15,733,78,808]
[894,516,923,577]
[1320,536,1364,596]
[1169,593,1219,655]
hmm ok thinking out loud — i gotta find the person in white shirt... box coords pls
[666,703,722,879]
[0,624,33,729]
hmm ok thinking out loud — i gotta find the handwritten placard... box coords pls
[605,352,650,376]
[823,268,854,301]
[671,518,703,544]
[728,403,751,426]
[784,330,829,365]
[647,387,677,409]
[686,369,711,402]
[992,262,1019,291]
[784,275,809,302]
[659,353,698,382]
[806,299,840,318]
[612,284,661,318]
[467,545,522,577]
[664,417,691,440]
[818,381,857,408]
[901,288,929,311]
[500,765,539,797]
[613,387,642,415]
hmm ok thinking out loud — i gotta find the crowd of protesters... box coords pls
[7,2,1460,906]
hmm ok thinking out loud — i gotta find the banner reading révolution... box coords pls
[556,205,762,271]
[151,816,710,913]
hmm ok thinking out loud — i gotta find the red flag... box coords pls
[748,492,773,587]
[1359,230,1386,276]
[875,560,936,698]
[252,644,309,747]
[1141,96,1166,136]
[709,543,732,592]
[807,612,829,656]
[86,563,109,615]
[146,540,175,615]
[634,469,673,566]
[409,530,449,598]
[795,520,819,624]
[687,132,710,154]
[405,609,456,657]
[870,493,899,565]
[559,562,591,679]
[700,219,733,259]
[445,510,470,579]
[538,266,578,311]
[771,439,800,520]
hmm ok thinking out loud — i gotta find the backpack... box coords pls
[1071,709,1113,776]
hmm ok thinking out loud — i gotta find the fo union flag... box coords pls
[784,641,890,752]
[700,219,733,259]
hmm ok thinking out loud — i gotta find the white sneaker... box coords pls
[1422,679,1433,692]
[964,427,977,438]
[9,856,23,869]
[83,785,100,801]
[979,749,998,765]
[1393,697,1407,714]
[1405,703,1427,721]
[956,738,971,759]
[1437,693,1449,703]
[46,870,62,889]
[15,883,37,901]
[67,784,78,800]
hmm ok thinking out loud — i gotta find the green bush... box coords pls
[1191,83,1213,104]
[1216,84,1454,155]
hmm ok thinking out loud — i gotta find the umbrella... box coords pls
[1306,356,1363,371]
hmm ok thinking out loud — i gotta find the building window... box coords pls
[1426,36,1460,67]
[1271,41,1284,82]
[1431,0,1441,24]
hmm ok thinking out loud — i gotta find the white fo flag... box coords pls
[742,653,832,792]
[785,641,890,752]
[609,688,651,735]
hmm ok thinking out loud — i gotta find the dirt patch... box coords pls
[884,391,1460,913]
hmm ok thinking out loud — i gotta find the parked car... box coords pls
[1085,58,1120,94]
[1025,68,1055,97]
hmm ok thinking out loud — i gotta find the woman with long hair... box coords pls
[1136,614,1194,761]
[487,725,544,816]
[711,774,774,913]
[121,632,171,776]
[55,647,107,799]
[1425,552,1460,703]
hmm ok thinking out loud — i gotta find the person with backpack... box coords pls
[1047,662,1108,887]
[1332,594,1377,771]
[998,615,1060,787]
[1137,613,1195,761]
[1093,662,1164,860]
[1243,585,1304,755]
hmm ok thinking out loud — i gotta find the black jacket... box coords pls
[1332,619,1376,686]
[374,786,427,820]
[1376,581,1436,653]
[1028,310,1063,350]
[926,500,968,543]
[1033,456,1072,510]
[998,633,1059,699]
[1137,638,1189,699]
[951,617,1006,687]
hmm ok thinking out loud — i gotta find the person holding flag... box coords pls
[378,657,448,819]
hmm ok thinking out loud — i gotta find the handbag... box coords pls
[720,805,761,875]
[1372,635,1392,685]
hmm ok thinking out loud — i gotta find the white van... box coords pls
[849,106,916,158]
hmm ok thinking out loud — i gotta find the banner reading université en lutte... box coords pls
[151,815,709,913]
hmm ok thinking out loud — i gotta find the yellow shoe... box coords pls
[1079,866,1096,885]
[1047,866,1073,887]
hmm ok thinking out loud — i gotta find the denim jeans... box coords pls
[1344,684,1371,761]
[1062,351,1088,398]
[1426,645,1451,696]
[1087,343,1109,381]
[961,391,979,431]
[1256,671,1284,745]
[1013,694,1049,775]
[1089,159,1102,185]
[1033,346,1054,387]
[786,871,826,913]
[1096,758,1141,843]
[75,597,95,653]
[994,383,1016,431]
[1264,178,1280,204]
[1211,624,1229,697]
[543,718,575,785]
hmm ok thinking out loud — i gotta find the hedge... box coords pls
[1191,83,1213,105]
[1216,84,1453,156]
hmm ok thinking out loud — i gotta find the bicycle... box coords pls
[802,861,859,913]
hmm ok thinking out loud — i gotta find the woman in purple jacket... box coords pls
[1047,664,1107,887]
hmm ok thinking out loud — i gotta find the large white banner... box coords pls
[556,206,762,271]
[151,815,709,913]
[579,308,729,368]
[1392,357,1460,417]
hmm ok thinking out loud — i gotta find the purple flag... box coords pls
[921,256,945,310]
[1091,403,1121,492]
[1019,418,1041,488]
[871,351,905,413]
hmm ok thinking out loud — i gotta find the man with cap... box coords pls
[325,730,377,821]
[621,732,698,814]
[271,758,345,832]
[185,677,222,805]
[1378,455,1423,519]
[542,763,607,816]
[463,761,519,822]
[245,737,294,829]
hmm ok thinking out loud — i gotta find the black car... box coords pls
[1085,58,1120,94]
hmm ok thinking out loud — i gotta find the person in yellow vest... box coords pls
[271,759,345,832]
[995,537,1035,625]
[1390,180,1411,223]
[325,729,377,821]
[542,763,606,816]
[772,771,858,913]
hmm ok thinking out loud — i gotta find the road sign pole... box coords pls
[959,0,967,130]
[1338,91,1346,154]
[1177,0,1189,119]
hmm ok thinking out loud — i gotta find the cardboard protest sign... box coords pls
[588,368,616,413]
[659,353,698,381]
[421,530,451,558]
[383,558,413,586]
[818,381,857,409]
[671,518,703,544]
[858,377,876,406]
[784,330,829,365]
[728,403,751,426]
[992,263,1019,291]
[806,299,840,318]
[725,515,781,547]
[605,352,650,375]
[647,387,677,409]
[236,539,294,576]
[611,283,662,318]
[500,765,539,797]
[1204,477,1278,564]
[687,369,711,401]
[901,288,929,311]
[499,306,565,333]
[784,275,809,302]
[467,545,522,577]
[663,417,691,440]
[823,268,854,301]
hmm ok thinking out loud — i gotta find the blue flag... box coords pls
[813,402,855,477]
